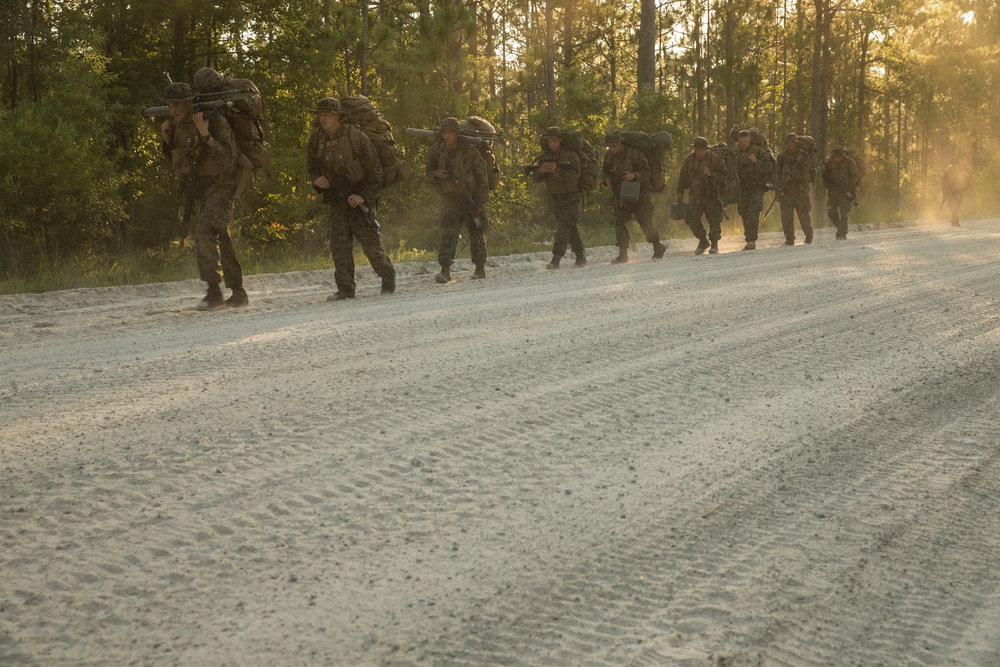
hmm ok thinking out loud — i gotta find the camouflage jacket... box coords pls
[677,150,727,198]
[425,141,490,206]
[532,148,580,196]
[776,148,814,194]
[736,144,774,188]
[942,163,972,195]
[822,156,860,196]
[163,114,238,180]
[307,124,383,204]
[603,146,650,199]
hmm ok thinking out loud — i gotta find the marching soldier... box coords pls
[676,137,728,254]
[775,133,815,245]
[822,146,861,240]
[603,131,667,263]
[734,130,774,250]
[532,127,586,269]
[941,156,972,227]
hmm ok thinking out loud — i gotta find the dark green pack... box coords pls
[537,130,600,191]
[621,131,673,193]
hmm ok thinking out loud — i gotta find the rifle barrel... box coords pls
[141,100,231,119]
[403,127,484,147]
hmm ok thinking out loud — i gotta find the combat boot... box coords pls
[381,267,396,294]
[695,238,710,255]
[709,241,719,254]
[546,255,561,270]
[327,290,355,301]
[611,248,629,264]
[434,265,452,283]
[743,242,756,250]
[652,240,667,259]
[195,284,225,311]
[804,232,814,244]
[574,250,587,267]
[472,264,486,280]
[226,287,249,308]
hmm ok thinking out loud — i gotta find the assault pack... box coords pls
[535,130,601,191]
[709,142,740,205]
[844,147,866,186]
[459,116,503,191]
[192,69,272,180]
[792,135,819,184]
[620,131,673,193]
[340,95,412,187]
[730,124,778,183]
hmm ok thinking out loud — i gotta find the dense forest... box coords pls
[2,0,998,283]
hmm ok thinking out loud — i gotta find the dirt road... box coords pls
[3,220,1000,666]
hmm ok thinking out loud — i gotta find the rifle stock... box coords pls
[142,99,232,119]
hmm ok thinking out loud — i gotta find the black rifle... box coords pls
[317,176,381,235]
[447,193,485,232]
[523,160,574,175]
[762,177,789,218]
[141,99,232,119]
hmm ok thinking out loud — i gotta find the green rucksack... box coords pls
[340,95,412,187]
[537,130,600,191]
[621,131,673,193]
[709,142,740,205]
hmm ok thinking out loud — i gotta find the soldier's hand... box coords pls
[313,176,330,190]
[748,154,758,164]
[193,112,210,137]
[623,171,636,182]
[434,169,450,180]
[603,177,612,187]
[702,166,713,176]
[347,194,365,208]
[540,161,556,174]
[677,193,684,201]
[161,120,173,143]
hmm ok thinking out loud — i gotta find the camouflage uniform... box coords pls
[676,142,728,248]
[735,144,774,244]
[603,142,662,253]
[775,142,814,243]
[164,109,243,293]
[307,119,394,297]
[532,145,584,262]
[426,140,490,270]
[822,151,860,239]
[942,161,971,227]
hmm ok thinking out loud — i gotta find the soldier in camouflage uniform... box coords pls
[735,130,775,250]
[822,145,861,240]
[941,157,972,227]
[602,131,667,263]
[532,126,586,269]
[427,117,490,282]
[160,82,247,310]
[307,97,395,300]
[676,137,728,254]
[775,133,814,245]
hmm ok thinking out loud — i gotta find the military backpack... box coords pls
[620,131,673,193]
[459,116,503,191]
[844,147,866,186]
[537,130,600,192]
[792,135,819,184]
[340,95,412,187]
[709,142,740,205]
[730,124,779,183]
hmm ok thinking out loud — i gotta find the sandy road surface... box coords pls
[2,220,1000,667]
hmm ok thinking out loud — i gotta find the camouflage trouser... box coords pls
[738,186,766,242]
[550,192,584,258]
[438,195,487,267]
[684,194,724,242]
[194,181,243,289]
[826,192,853,236]
[945,192,963,225]
[779,189,813,241]
[614,196,659,249]
[328,201,394,295]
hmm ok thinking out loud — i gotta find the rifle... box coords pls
[317,176,381,235]
[762,179,787,219]
[404,127,489,148]
[449,193,486,232]
[141,99,232,119]
[524,159,574,175]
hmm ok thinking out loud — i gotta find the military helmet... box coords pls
[692,136,709,149]
[831,145,846,157]
[311,97,345,115]
[542,126,562,139]
[603,130,623,146]
[439,117,461,132]
[784,132,798,143]
[193,67,225,94]
[161,82,196,100]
